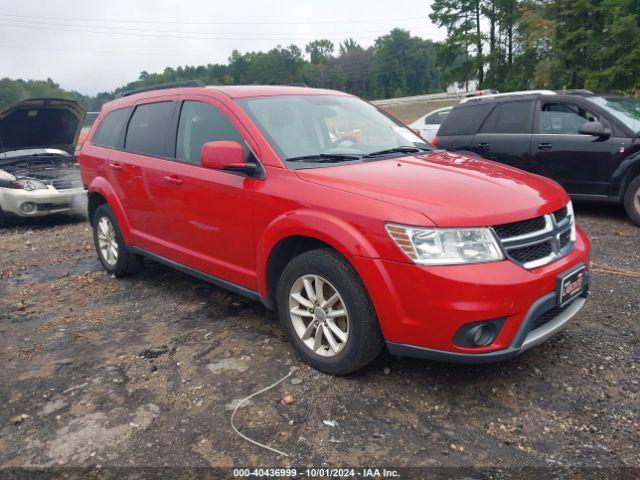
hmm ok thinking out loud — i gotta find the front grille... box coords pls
[494,216,546,239]
[554,206,568,223]
[530,303,570,331]
[52,178,82,190]
[493,206,574,269]
[509,241,553,264]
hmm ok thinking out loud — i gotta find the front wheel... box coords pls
[623,176,640,226]
[276,248,383,375]
[92,204,139,276]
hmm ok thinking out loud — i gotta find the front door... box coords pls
[530,100,616,195]
[144,98,258,289]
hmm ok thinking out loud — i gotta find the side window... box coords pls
[539,102,605,135]
[176,101,246,165]
[125,102,175,156]
[438,103,494,136]
[92,108,130,148]
[479,101,534,134]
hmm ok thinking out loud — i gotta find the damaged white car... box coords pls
[0,98,85,227]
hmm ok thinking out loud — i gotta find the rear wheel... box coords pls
[92,204,139,276]
[276,248,383,375]
[623,176,640,226]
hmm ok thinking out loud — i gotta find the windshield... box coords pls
[590,96,640,134]
[237,95,431,164]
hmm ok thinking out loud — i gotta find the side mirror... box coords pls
[201,141,257,175]
[411,128,423,138]
[579,121,611,138]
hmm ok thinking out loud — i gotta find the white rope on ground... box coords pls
[230,367,297,458]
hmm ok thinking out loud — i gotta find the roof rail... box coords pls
[116,80,205,98]
[460,90,556,103]
[555,89,594,96]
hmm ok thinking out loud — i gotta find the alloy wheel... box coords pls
[97,216,118,266]
[288,274,349,357]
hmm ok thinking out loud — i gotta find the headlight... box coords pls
[386,224,504,265]
[13,179,48,191]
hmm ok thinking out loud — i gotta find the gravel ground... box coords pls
[0,203,638,476]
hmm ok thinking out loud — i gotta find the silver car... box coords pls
[0,98,85,227]
[409,106,451,143]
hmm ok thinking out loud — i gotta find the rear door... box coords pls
[435,103,494,151]
[530,98,616,195]
[118,98,178,247]
[471,100,535,170]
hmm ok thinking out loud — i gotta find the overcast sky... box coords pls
[0,0,445,96]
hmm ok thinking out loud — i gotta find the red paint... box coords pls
[201,141,246,170]
[79,86,591,356]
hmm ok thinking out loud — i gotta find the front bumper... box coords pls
[351,227,591,362]
[386,290,587,363]
[0,187,85,218]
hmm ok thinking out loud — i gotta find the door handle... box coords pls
[538,143,553,150]
[163,175,183,186]
[109,162,123,171]
[477,142,491,151]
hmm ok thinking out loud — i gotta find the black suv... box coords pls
[433,91,640,225]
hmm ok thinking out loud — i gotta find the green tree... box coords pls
[370,29,440,98]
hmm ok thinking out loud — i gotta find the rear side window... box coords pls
[479,101,534,134]
[125,102,175,157]
[176,101,245,165]
[91,108,130,148]
[438,103,494,136]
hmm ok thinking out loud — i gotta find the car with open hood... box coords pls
[78,83,591,375]
[0,98,86,226]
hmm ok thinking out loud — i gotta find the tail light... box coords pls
[431,135,439,147]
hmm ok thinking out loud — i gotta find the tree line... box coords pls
[431,0,640,94]
[0,29,440,111]
[0,1,639,112]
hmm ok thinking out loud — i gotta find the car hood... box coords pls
[0,98,85,155]
[295,150,569,227]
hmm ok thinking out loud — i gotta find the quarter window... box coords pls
[438,103,494,136]
[125,102,175,157]
[539,102,604,135]
[176,101,245,165]
[479,101,534,134]
[92,108,130,148]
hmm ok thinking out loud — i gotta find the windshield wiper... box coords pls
[286,153,362,163]
[362,146,430,158]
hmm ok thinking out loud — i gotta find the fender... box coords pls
[88,176,134,244]
[612,148,640,197]
[255,209,380,297]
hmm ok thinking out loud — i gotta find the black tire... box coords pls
[624,176,640,226]
[92,204,139,277]
[276,248,383,375]
[0,207,6,228]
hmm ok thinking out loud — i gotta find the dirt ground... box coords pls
[1,203,639,476]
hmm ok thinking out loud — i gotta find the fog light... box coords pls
[453,317,505,348]
[468,324,496,346]
[20,202,37,214]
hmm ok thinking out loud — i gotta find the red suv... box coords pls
[78,83,591,375]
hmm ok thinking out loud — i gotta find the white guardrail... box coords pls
[371,91,466,108]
